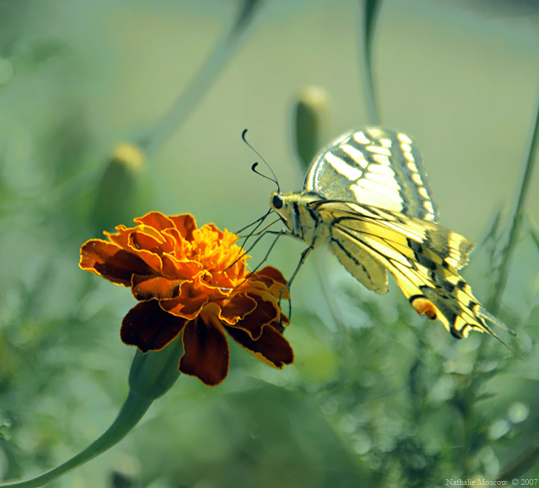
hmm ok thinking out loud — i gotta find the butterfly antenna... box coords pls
[242,129,280,193]
[225,213,281,273]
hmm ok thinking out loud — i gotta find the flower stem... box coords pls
[137,0,264,158]
[357,0,383,125]
[0,392,152,488]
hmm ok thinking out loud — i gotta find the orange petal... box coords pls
[169,214,197,241]
[224,321,294,369]
[179,314,229,386]
[105,226,131,249]
[159,284,209,320]
[161,255,202,281]
[123,233,163,272]
[135,211,176,231]
[130,227,171,254]
[131,275,185,300]
[121,300,186,352]
[80,239,153,285]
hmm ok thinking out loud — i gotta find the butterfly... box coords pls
[267,126,514,346]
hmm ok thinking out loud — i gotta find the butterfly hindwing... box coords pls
[329,227,389,294]
[315,200,496,338]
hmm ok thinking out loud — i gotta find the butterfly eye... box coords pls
[272,194,284,210]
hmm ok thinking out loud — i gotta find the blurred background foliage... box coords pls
[0,0,538,487]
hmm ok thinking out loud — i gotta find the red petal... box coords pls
[226,293,279,340]
[225,321,294,368]
[80,239,153,285]
[257,266,288,285]
[121,301,186,352]
[179,314,229,386]
[219,294,257,325]
[247,266,290,299]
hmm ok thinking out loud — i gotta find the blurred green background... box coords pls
[1,1,538,487]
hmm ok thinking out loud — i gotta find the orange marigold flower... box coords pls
[80,211,293,386]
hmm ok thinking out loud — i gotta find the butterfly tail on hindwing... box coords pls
[317,200,515,349]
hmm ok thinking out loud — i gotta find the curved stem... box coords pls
[357,0,383,125]
[0,392,152,488]
[137,0,264,158]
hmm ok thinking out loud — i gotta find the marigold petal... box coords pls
[118,234,162,272]
[179,314,229,386]
[248,266,290,299]
[159,284,209,319]
[121,300,186,352]
[168,214,197,241]
[161,255,203,281]
[219,294,258,325]
[194,223,224,244]
[224,321,294,369]
[131,275,186,301]
[135,211,176,231]
[256,266,288,285]
[130,227,171,254]
[105,226,130,249]
[80,239,154,286]
[226,293,280,340]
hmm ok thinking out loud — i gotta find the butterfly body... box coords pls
[269,126,511,343]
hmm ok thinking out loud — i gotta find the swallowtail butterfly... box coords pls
[269,126,512,344]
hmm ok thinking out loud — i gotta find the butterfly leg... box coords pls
[277,245,314,325]
[225,220,282,272]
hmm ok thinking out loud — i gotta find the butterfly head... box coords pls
[269,192,294,232]
[270,190,325,244]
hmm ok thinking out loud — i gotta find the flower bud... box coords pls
[290,85,329,173]
[92,142,146,233]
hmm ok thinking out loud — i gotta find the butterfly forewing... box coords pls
[305,127,439,222]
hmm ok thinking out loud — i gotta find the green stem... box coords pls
[357,0,383,125]
[137,0,264,158]
[0,392,152,488]
[488,89,539,314]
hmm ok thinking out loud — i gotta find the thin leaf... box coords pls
[530,222,539,251]
[488,89,539,314]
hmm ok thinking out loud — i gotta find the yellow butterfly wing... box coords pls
[313,200,504,339]
[269,126,513,346]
